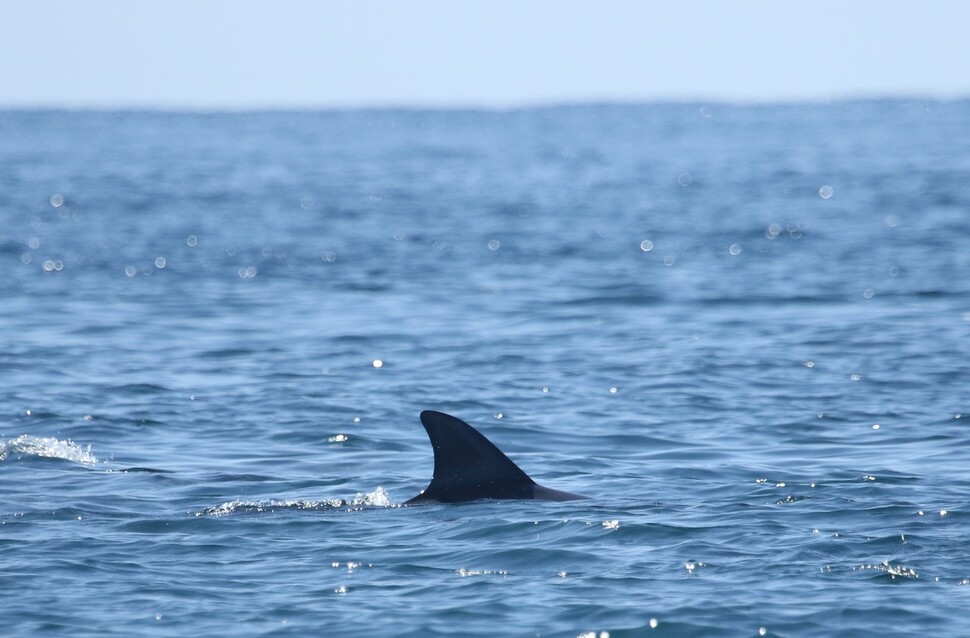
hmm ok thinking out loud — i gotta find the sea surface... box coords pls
[1,102,969,637]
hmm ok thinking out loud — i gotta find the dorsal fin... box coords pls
[406,410,535,503]
[404,410,589,504]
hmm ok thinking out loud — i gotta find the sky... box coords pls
[2,1,968,109]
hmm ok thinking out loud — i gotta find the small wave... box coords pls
[196,486,393,517]
[106,383,169,394]
[0,435,98,465]
[196,348,255,360]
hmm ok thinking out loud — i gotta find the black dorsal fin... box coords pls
[404,410,588,504]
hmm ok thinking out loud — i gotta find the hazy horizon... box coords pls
[3,95,968,114]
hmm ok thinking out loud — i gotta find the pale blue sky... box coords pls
[2,0,968,108]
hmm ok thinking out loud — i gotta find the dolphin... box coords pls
[404,410,588,504]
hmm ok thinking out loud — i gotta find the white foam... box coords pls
[0,435,98,465]
[197,487,394,517]
[198,499,342,517]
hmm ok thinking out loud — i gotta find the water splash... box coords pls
[456,568,509,578]
[0,435,98,465]
[356,485,391,507]
[197,486,393,517]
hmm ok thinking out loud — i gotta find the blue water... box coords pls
[2,102,969,637]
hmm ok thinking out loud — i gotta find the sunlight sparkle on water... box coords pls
[457,569,509,578]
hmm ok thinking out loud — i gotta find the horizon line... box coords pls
[2,93,968,114]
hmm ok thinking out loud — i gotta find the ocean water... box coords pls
[1,102,969,637]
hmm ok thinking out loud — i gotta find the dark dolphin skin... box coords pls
[404,410,588,504]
